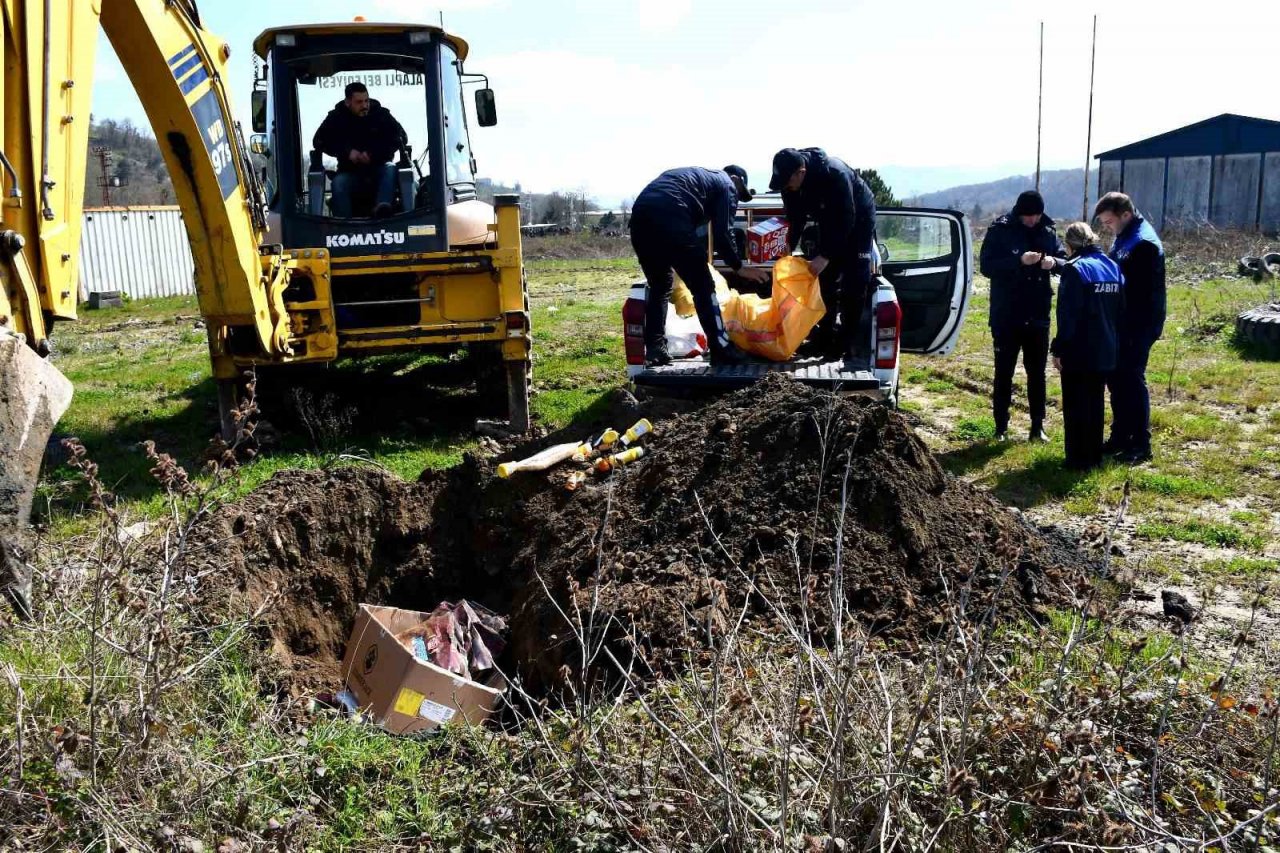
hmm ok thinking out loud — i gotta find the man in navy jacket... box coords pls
[630,166,768,365]
[979,191,1066,441]
[1052,222,1125,471]
[1094,192,1166,463]
[770,147,878,363]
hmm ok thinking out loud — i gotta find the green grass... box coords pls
[952,416,996,441]
[1130,471,1229,501]
[1201,556,1278,579]
[41,259,635,523]
[1135,518,1265,551]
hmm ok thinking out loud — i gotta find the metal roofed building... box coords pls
[1096,113,1280,232]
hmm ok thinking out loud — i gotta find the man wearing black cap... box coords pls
[979,190,1066,442]
[629,166,769,366]
[769,147,878,363]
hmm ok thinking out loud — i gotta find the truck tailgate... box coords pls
[633,356,881,391]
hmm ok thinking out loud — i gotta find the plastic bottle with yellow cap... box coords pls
[620,418,653,447]
[594,446,646,473]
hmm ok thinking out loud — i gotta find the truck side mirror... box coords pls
[475,88,497,127]
[251,90,268,134]
[250,135,271,157]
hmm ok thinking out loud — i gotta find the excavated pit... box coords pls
[190,376,1096,697]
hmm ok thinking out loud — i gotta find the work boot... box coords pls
[1100,436,1127,456]
[645,341,672,367]
[373,202,393,219]
[709,343,750,366]
[1029,424,1049,443]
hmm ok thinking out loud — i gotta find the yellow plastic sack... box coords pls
[717,257,826,361]
[670,276,697,318]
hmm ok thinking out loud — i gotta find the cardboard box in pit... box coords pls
[341,604,506,735]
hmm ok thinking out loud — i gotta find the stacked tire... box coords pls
[1236,303,1280,356]
[1235,254,1280,357]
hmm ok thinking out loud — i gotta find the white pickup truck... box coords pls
[623,196,974,406]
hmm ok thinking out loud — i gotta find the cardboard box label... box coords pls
[394,687,425,716]
[418,700,457,724]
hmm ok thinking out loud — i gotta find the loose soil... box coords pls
[190,376,1097,697]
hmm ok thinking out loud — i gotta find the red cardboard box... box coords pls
[747,217,790,264]
[341,604,506,735]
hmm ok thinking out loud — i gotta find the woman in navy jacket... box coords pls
[1052,222,1125,471]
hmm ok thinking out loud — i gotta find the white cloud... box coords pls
[630,0,694,33]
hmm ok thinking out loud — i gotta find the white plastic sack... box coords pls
[665,304,707,358]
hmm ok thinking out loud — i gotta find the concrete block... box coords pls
[86,290,124,309]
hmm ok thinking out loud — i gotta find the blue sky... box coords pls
[91,0,1279,206]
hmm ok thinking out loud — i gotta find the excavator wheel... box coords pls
[507,359,531,434]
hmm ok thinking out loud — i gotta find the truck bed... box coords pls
[632,355,882,392]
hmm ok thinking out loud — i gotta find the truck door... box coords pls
[878,208,973,356]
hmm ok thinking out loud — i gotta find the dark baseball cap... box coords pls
[769,148,806,191]
[723,165,753,202]
[1013,190,1045,217]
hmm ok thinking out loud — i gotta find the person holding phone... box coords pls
[979,190,1066,442]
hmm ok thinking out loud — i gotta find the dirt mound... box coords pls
[192,376,1093,696]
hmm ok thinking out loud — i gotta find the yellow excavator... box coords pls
[0,1,528,614]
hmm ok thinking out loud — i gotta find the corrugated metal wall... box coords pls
[78,206,195,299]
[1261,153,1280,232]
[1099,152,1279,232]
[1165,156,1212,226]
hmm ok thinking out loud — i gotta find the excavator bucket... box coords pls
[0,334,73,617]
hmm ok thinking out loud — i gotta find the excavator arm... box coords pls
[1,0,295,611]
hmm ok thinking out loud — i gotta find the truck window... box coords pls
[439,44,473,186]
[880,214,953,263]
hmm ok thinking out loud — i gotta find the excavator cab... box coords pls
[247,23,530,432]
[251,23,496,255]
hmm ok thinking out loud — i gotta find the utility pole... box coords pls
[93,146,114,206]
[1035,21,1044,192]
[1083,15,1097,222]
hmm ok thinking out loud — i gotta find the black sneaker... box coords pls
[709,343,750,365]
[1029,425,1049,443]
[645,342,672,367]
[1116,447,1153,464]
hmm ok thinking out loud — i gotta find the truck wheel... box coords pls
[507,360,531,433]
[1235,303,1280,357]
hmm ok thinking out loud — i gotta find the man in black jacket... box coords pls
[979,190,1066,441]
[1094,192,1166,463]
[630,166,769,365]
[769,147,877,363]
[313,82,408,219]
